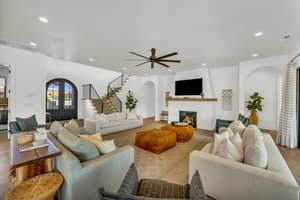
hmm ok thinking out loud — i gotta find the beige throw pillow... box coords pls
[80,133,103,147]
[50,121,64,137]
[127,112,138,120]
[98,140,117,154]
[242,125,263,148]
[244,134,268,168]
[216,137,243,162]
[64,119,80,136]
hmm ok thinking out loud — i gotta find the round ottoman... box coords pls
[5,172,63,200]
[135,129,177,154]
[162,125,194,142]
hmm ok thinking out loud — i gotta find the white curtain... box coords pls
[277,62,297,148]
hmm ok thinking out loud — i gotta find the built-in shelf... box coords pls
[167,97,217,102]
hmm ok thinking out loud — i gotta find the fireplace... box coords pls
[179,111,197,128]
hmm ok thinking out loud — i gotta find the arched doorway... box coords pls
[143,81,156,118]
[46,78,78,122]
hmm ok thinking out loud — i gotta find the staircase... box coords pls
[82,73,131,114]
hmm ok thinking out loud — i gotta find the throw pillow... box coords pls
[64,119,80,136]
[244,133,268,168]
[79,133,103,146]
[228,120,246,136]
[230,132,243,152]
[127,112,138,120]
[57,128,99,161]
[211,130,230,154]
[242,125,263,149]
[106,113,116,122]
[16,115,38,131]
[118,163,139,194]
[216,137,243,162]
[115,112,126,120]
[50,121,64,137]
[190,170,207,200]
[98,140,117,154]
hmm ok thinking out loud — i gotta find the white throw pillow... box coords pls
[228,121,246,136]
[50,121,64,137]
[96,114,110,125]
[98,140,117,154]
[242,125,263,148]
[211,131,230,154]
[115,112,126,120]
[216,137,243,162]
[230,132,243,152]
[127,112,138,120]
[106,113,116,122]
[244,134,268,168]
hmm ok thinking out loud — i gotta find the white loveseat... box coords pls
[190,133,299,200]
[84,112,143,135]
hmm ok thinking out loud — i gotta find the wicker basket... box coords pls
[5,172,63,200]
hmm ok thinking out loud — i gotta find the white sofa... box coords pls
[190,133,299,200]
[84,112,143,135]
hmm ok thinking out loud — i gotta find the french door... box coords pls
[46,78,78,122]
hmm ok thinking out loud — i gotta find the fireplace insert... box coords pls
[179,111,197,128]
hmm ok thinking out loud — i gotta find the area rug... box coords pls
[103,121,212,184]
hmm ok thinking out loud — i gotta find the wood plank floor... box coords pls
[0,123,300,199]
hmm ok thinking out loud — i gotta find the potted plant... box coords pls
[126,90,138,112]
[246,92,264,125]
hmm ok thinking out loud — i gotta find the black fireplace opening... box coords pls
[179,111,197,128]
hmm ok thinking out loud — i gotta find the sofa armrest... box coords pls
[190,151,299,200]
[137,115,144,125]
[69,146,134,200]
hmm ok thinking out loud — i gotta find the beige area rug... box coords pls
[103,121,212,184]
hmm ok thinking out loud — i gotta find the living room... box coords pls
[1,0,300,200]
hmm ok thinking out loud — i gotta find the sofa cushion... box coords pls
[228,120,246,136]
[57,128,99,161]
[115,112,126,120]
[244,133,268,168]
[64,119,80,136]
[50,121,64,137]
[16,115,38,131]
[107,113,116,122]
[127,112,138,120]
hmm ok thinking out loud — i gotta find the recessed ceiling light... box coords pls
[88,58,94,62]
[122,67,127,70]
[39,17,48,23]
[252,53,259,57]
[201,63,207,66]
[29,42,37,47]
[168,69,172,72]
[254,32,264,37]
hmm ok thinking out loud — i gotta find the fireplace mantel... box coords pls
[167,97,217,102]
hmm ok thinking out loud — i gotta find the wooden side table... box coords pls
[5,172,63,200]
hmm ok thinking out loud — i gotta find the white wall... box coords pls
[142,81,156,118]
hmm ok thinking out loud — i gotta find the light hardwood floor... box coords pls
[0,121,300,199]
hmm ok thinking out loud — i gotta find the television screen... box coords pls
[175,78,203,96]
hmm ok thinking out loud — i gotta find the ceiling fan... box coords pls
[128,48,181,69]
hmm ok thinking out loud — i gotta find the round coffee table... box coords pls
[162,125,194,142]
[5,172,63,200]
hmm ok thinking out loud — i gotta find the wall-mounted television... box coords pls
[175,78,203,96]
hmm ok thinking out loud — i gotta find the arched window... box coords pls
[46,79,78,122]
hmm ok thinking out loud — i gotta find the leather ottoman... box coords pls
[135,129,177,154]
[162,125,194,142]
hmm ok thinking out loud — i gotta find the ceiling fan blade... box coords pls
[157,59,181,63]
[156,52,178,60]
[135,61,149,67]
[125,59,148,61]
[130,52,149,60]
[156,61,171,68]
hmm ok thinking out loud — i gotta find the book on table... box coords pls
[19,140,48,152]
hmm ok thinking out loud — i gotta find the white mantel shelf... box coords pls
[167,97,217,102]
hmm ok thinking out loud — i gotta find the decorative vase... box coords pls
[249,110,258,125]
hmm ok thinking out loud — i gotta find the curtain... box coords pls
[277,62,297,148]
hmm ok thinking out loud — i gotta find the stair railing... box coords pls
[82,84,103,113]
[107,73,127,112]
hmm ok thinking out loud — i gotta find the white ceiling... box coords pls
[0,0,299,76]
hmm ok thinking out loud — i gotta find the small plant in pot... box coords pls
[246,92,264,125]
[126,90,138,112]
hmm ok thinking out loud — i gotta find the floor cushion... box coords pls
[135,129,177,154]
[162,125,194,142]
